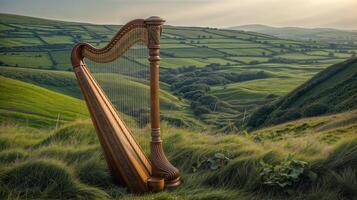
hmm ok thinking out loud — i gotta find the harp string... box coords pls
[84,28,150,156]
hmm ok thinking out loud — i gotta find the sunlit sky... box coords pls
[0,0,356,29]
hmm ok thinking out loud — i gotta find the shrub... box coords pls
[259,155,311,188]
[191,153,230,172]
[303,103,329,117]
[193,106,211,116]
[197,95,219,110]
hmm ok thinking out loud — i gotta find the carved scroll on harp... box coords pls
[71,17,181,193]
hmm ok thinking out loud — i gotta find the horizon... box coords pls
[0,12,356,32]
[0,0,356,30]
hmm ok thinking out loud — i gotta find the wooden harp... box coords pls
[71,16,180,193]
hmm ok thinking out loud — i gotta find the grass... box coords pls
[248,58,357,128]
[93,73,184,111]
[39,35,74,44]
[218,48,273,56]
[0,76,88,127]
[162,47,225,58]
[50,50,72,70]
[153,58,207,68]
[0,66,81,98]
[0,109,356,199]
[276,53,327,60]
[227,56,270,64]
[0,52,53,69]
[0,12,357,200]
[0,37,43,47]
[1,13,355,132]
[217,77,306,97]
[164,28,223,38]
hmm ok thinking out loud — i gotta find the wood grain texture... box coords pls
[71,16,180,193]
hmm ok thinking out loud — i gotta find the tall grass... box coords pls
[0,110,356,199]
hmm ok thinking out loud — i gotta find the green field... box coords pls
[0,52,52,68]
[1,13,356,131]
[0,37,43,47]
[0,76,88,127]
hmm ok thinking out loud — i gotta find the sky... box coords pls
[0,0,356,30]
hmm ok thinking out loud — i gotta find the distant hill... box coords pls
[229,24,357,44]
[247,58,357,128]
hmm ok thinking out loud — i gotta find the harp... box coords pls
[71,16,180,193]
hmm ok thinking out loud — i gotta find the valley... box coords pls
[0,13,356,200]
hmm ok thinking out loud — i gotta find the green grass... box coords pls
[161,43,193,48]
[0,37,43,47]
[1,109,356,199]
[276,53,327,60]
[0,66,81,98]
[221,77,306,96]
[164,28,223,38]
[199,43,267,49]
[83,25,111,33]
[162,47,225,58]
[137,57,207,68]
[0,76,88,127]
[50,50,72,70]
[93,73,183,110]
[227,56,270,64]
[0,52,53,69]
[0,24,15,31]
[248,58,357,128]
[218,48,273,56]
[40,35,74,44]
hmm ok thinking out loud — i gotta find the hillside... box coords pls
[229,24,357,44]
[0,13,357,200]
[1,109,356,199]
[0,76,88,127]
[1,13,356,131]
[247,58,357,128]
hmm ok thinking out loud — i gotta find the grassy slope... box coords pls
[248,58,357,128]
[0,109,356,199]
[0,66,81,98]
[0,76,88,127]
[0,66,203,129]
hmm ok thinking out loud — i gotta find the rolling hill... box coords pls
[0,13,357,200]
[1,13,357,131]
[0,76,88,127]
[229,24,357,44]
[247,57,357,128]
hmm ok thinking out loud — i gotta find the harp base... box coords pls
[165,177,181,188]
[147,177,164,192]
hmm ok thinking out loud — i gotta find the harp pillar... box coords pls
[145,16,181,187]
